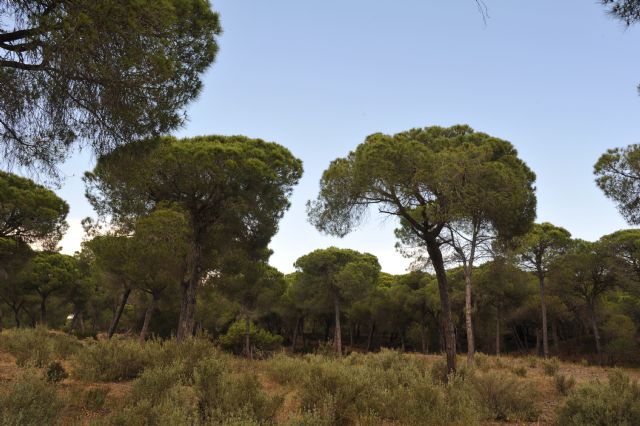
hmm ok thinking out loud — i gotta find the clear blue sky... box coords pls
[56,0,640,274]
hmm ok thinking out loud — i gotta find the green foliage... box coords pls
[73,338,160,381]
[0,171,69,246]
[471,371,540,422]
[44,361,68,384]
[0,327,80,367]
[554,373,576,396]
[556,370,640,425]
[218,320,283,354]
[0,1,222,173]
[0,370,62,426]
[542,358,561,376]
[83,387,110,411]
[595,144,640,224]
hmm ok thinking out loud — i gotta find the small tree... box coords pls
[516,222,572,358]
[294,247,380,356]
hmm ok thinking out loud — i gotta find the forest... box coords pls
[1,1,640,425]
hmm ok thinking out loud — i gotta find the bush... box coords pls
[218,320,283,355]
[525,356,538,368]
[512,366,527,377]
[44,361,68,384]
[131,363,184,404]
[471,371,540,422]
[0,328,81,368]
[542,357,560,376]
[0,370,62,426]
[556,370,640,425]
[554,373,576,396]
[73,338,160,381]
[84,386,110,411]
[153,336,217,382]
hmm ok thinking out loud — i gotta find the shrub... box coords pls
[44,361,68,384]
[194,356,281,423]
[512,366,527,377]
[131,363,184,404]
[525,356,538,368]
[218,320,283,355]
[474,352,490,371]
[84,386,110,411]
[153,336,217,382]
[556,370,640,426]
[471,371,540,422]
[542,357,560,376]
[554,373,576,396]
[0,370,62,426]
[73,338,160,381]
[265,353,309,385]
[0,328,81,368]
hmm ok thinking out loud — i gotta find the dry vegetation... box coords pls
[0,328,639,425]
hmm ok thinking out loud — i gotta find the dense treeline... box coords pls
[2,126,640,371]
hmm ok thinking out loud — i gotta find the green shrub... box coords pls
[265,353,309,385]
[0,370,62,426]
[525,356,538,368]
[131,363,184,404]
[472,371,540,422]
[153,336,217,382]
[0,328,81,368]
[542,357,560,376]
[73,338,160,381]
[554,373,576,396]
[512,366,527,377]
[194,356,281,423]
[44,361,68,384]
[218,320,283,355]
[473,352,490,371]
[84,386,110,411]
[556,370,640,426]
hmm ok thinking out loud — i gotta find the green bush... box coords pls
[471,371,540,422]
[73,338,160,381]
[556,370,640,425]
[542,357,560,376]
[84,386,110,411]
[512,366,527,377]
[218,320,283,355]
[153,336,217,382]
[554,373,576,396]
[0,370,62,426]
[131,363,184,404]
[44,361,68,384]
[0,328,81,368]
[525,356,538,368]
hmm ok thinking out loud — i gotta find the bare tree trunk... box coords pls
[400,330,405,352]
[177,241,202,342]
[535,328,541,356]
[464,266,475,366]
[552,319,560,355]
[13,306,21,327]
[39,296,47,326]
[539,275,549,358]
[139,297,156,343]
[291,316,301,352]
[587,304,602,365]
[108,287,131,339]
[512,325,524,350]
[334,294,342,356]
[495,309,501,357]
[243,317,252,359]
[349,323,354,348]
[366,320,375,352]
[425,239,457,375]
[420,323,427,354]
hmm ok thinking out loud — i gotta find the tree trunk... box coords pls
[139,296,156,343]
[464,266,475,366]
[587,303,603,365]
[420,323,427,354]
[68,310,79,335]
[366,320,375,352]
[539,275,549,358]
[244,317,252,359]
[108,287,131,339]
[425,238,457,375]
[495,309,501,357]
[512,325,524,350]
[13,305,21,328]
[39,296,47,325]
[291,316,301,352]
[334,294,342,356]
[0,306,3,332]
[400,330,405,352]
[349,323,354,347]
[535,328,541,356]
[177,241,202,342]
[552,319,560,355]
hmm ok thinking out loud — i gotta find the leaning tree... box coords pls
[0,0,221,175]
[308,125,536,372]
[85,135,302,341]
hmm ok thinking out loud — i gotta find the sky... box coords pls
[54,0,640,274]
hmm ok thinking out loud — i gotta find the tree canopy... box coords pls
[0,0,221,175]
[594,145,640,225]
[0,170,68,249]
[85,135,303,340]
